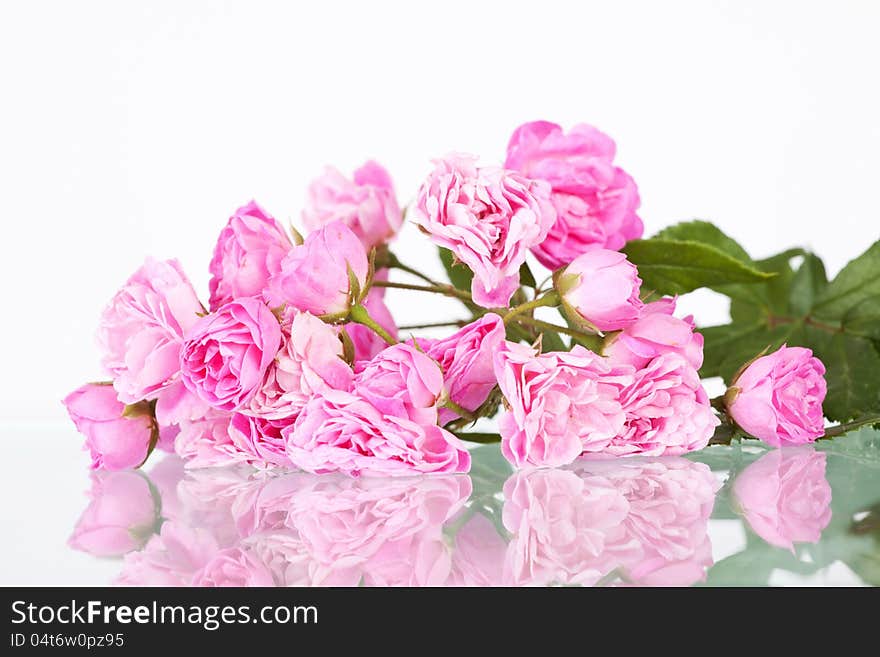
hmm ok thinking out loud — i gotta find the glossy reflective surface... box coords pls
[67,430,880,586]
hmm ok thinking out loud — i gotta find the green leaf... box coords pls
[539,330,567,353]
[438,246,473,294]
[622,238,773,296]
[518,261,537,289]
[789,252,828,316]
[699,322,801,382]
[808,329,880,423]
[841,296,880,340]
[655,219,753,263]
[725,249,804,323]
[813,240,880,319]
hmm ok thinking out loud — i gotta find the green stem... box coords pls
[442,398,477,423]
[387,254,440,286]
[503,290,560,324]
[372,280,473,303]
[819,415,880,440]
[514,316,601,346]
[398,320,469,330]
[349,304,397,346]
[453,432,501,444]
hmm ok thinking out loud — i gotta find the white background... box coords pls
[0,0,877,584]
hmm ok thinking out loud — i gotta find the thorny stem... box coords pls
[387,254,441,286]
[453,432,502,444]
[502,290,561,324]
[398,320,469,330]
[348,304,398,346]
[514,316,601,344]
[371,280,474,303]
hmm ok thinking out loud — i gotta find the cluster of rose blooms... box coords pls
[69,447,830,586]
[64,120,829,477]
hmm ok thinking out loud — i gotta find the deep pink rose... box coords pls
[412,154,556,308]
[732,448,831,551]
[64,383,156,470]
[505,121,643,269]
[264,220,369,316]
[559,249,644,332]
[417,313,506,424]
[727,345,827,446]
[208,200,292,311]
[68,470,159,557]
[346,269,398,361]
[285,389,471,477]
[302,161,402,248]
[609,353,719,456]
[354,343,444,425]
[98,258,203,404]
[246,310,354,420]
[493,341,632,467]
[604,297,703,370]
[180,298,282,412]
[190,547,275,587]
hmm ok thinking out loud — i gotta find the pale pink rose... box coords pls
[354,343,444,425]
[302,161,402,248]
[447,512,508,586]
[502,468,632,586]
[346,269,398,361]
[180,298,282,412]
[609,353,719,456]
[505,121,643,269]
[98,258,203,404]
[411,154,556,308]
[208,200,292,311]
[246,311,353,420]
[264,220,369,316]
[559,249,644,332]
[68,470,159,557]
[153,380,211,427]
[227,413,294,468]
[732,448,831,551]
[727,345,827,447]
[116,523,221,586]
[416,313,506,424]
[604,297,703,370]
[493,341,632,468]
[145,455,186,522]
[190,546,275,587]
[285,389,471,477]
[63,383,156,471]
[173,413,255,469]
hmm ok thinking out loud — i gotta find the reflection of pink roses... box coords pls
[732,447,831,551]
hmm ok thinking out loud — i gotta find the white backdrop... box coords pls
[0,1,878,583]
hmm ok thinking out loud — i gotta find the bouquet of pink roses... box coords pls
[64,120,880,476]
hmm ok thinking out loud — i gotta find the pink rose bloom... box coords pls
[174,413,255,469]
[354,343,444,425]
[63,383,156,471]
[117,523,221,586]
[68,470,159,557]
[493,341,632,467]
[264,220,369,316]
[559,249,644,332]
[604,297,703,370]
[285,389,471,477]
[609,353,719,456]
[411,154,556,308]
[191,547,275,587]
[346,269,398,361]
[153,380,211,427]
[98,258,203,404]
[732,447,831,551]
[726,345,827,447]
[208,200,292,311]
[228,413,294,468]
[302,160,402,248]
[180,297,282,412]
[417,313,506,424]
[505,121,643,269]
[246,311,354,420]
[447,512,508,586]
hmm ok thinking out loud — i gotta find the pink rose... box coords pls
[726,345,827,446]
[354,343,444,425]
[558,248,644,332]
[63,383,156,471]
[264,220,369,316]
[117,523,221,586]
[412,154,556,308]
[98,258,203,403]
[285,389,471,477]
[180,297,282,412]
[190,547,275,587]
[174,413,257,469]
[447,513,508,586]
[732,448,831,551]
[493,341,632,467]
[417,313,506,424]
[228,413,294,468]
[68,470,159,557]
[505,121,643,269]
[246,310,353,420]
[302,161,402,248]
[346,269,398,361]
[604,297,703,370]
[208,200,292,311]
[609,353,719,456]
